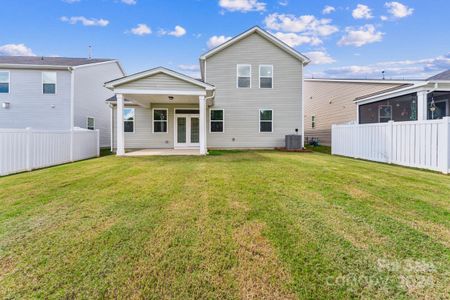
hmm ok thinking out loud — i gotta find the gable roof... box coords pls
[104,66,215,90]
[427,69,450,81]
[0,56,116,67]
[199,26,310,65]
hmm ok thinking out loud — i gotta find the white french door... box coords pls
[174,114,200,148]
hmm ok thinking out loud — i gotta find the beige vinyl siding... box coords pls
[73,62,124,147]
[117,73,204,92]
[304,80,402,146]
[205,32,303,148]
[112,103,198,149]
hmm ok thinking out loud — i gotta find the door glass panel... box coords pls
[177,117,186,143]
[191,117,199,143]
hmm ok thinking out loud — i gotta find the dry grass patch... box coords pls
[233,222,295,300]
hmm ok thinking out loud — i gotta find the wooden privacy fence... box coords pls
[332,117,450,174]
[0,128,100,176]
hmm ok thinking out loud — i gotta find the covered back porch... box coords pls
[105,67,215,155]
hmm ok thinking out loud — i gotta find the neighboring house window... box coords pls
[153,108,168,133]
[237,64,251,88]
[312,116,315,128]
[259,109,273,132]
[259,65,273,88]
[210,109,224,132]
[86,117,95,130]
[124,108,135,133]
[0,71,10,93]
[42,72,56,94]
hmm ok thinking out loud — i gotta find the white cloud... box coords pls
[60,16,109,27]
[159,25,187,37]
[322,5,335,15]
[352,4,373,19]
[380,15,388,21]
[278,0,288,6]
[320,53,450,79]
[385,2,414,18]
[62,0,80,3]
[130,24,151,36]
[219,0,266,12]
[178,64,200,78]
[338,25,383,47]
[264,13,338,47]
[273,32,322,47]
[264,13,338,36]
[121,0,136,4]
[0,44,35,56]
[207,35,232,49]
[304,51,336,65]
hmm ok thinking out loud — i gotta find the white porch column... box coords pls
[116,93,125,156]
[417,90,428,121]
[199,96,207,155]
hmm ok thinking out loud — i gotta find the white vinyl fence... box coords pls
[0,128,100,176]
[332,117,450,174]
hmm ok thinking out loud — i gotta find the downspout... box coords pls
[109,103,113,152]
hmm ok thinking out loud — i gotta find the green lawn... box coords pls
[0,150,449,299]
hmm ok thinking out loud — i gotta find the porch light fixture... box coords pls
[2,102,10,109]
[168,96,174,101]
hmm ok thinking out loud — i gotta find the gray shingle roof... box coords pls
[427,70,450,81]
[0,56,115,67]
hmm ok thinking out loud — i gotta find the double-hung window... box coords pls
[124,108,135,133]
[259,65,273,88]
[87,117,95,130]
[259,109,273,132]
[311,116,315,128]
[42,72,56,94]
[210,109,224,132]
[153,109,168,133]
[237,64,251,88]
[0,71,10,93]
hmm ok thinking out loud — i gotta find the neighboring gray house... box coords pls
[105,26,310,155]
[0,56,125,147]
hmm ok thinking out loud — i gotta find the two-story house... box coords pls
[0,56,125,147]
[105,26,310,155]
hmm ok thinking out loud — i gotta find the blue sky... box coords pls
[0,0,449,79]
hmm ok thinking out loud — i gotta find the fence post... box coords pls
[25,127,32,171]
[387,121,394,164]
[96,129,100,157]
[352,123,358,159]
[70,129,74,162]
[441,117,449,174]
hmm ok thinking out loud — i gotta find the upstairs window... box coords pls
[0,71,10,93]
[259,109,273,132]
[237,64,251,88]
[210,109,224,132]
[124,108,135,133]
[311,116,315,128]
[153,109,168,133]
[86,117,95,130]
[42,72,56,94]
[259,65,273,88]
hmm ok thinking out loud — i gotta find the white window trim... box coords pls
[237,64,251,89]
[209,109,224,133]
[259,109,273,133]
[124,107,135,133]
[42,71,57,95]
[259,65,273,89]
[152,108,169,133]
[0,71,10,94]
[86,116,95,130]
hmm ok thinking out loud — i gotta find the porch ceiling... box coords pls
[124,93,200,105]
